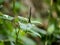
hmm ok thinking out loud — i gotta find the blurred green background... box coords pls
[0,0,60,45]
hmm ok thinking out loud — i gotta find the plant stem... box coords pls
[46,0,53,45]
[13,0,16,14]
[28,7,31,23]
[15,29,20,45]
[12,0,19,45]
[45,35,48,45]
[49,0,53,22]
[45,41,48,45]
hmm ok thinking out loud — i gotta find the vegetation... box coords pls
[0,0,60,45]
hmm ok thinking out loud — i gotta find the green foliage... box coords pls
[0,14,43,45]
[0,0,4,4]
[0,0,60,45]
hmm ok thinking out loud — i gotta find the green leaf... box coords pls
[3,21,14,31]
[0,41,4,45]
[31,26,47,35]
[0,14,13,21]
[47,24,55,34]
[20,37,36,45]
[19,22,46,37]
[18,16,28,23]
[28,30,41,37]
